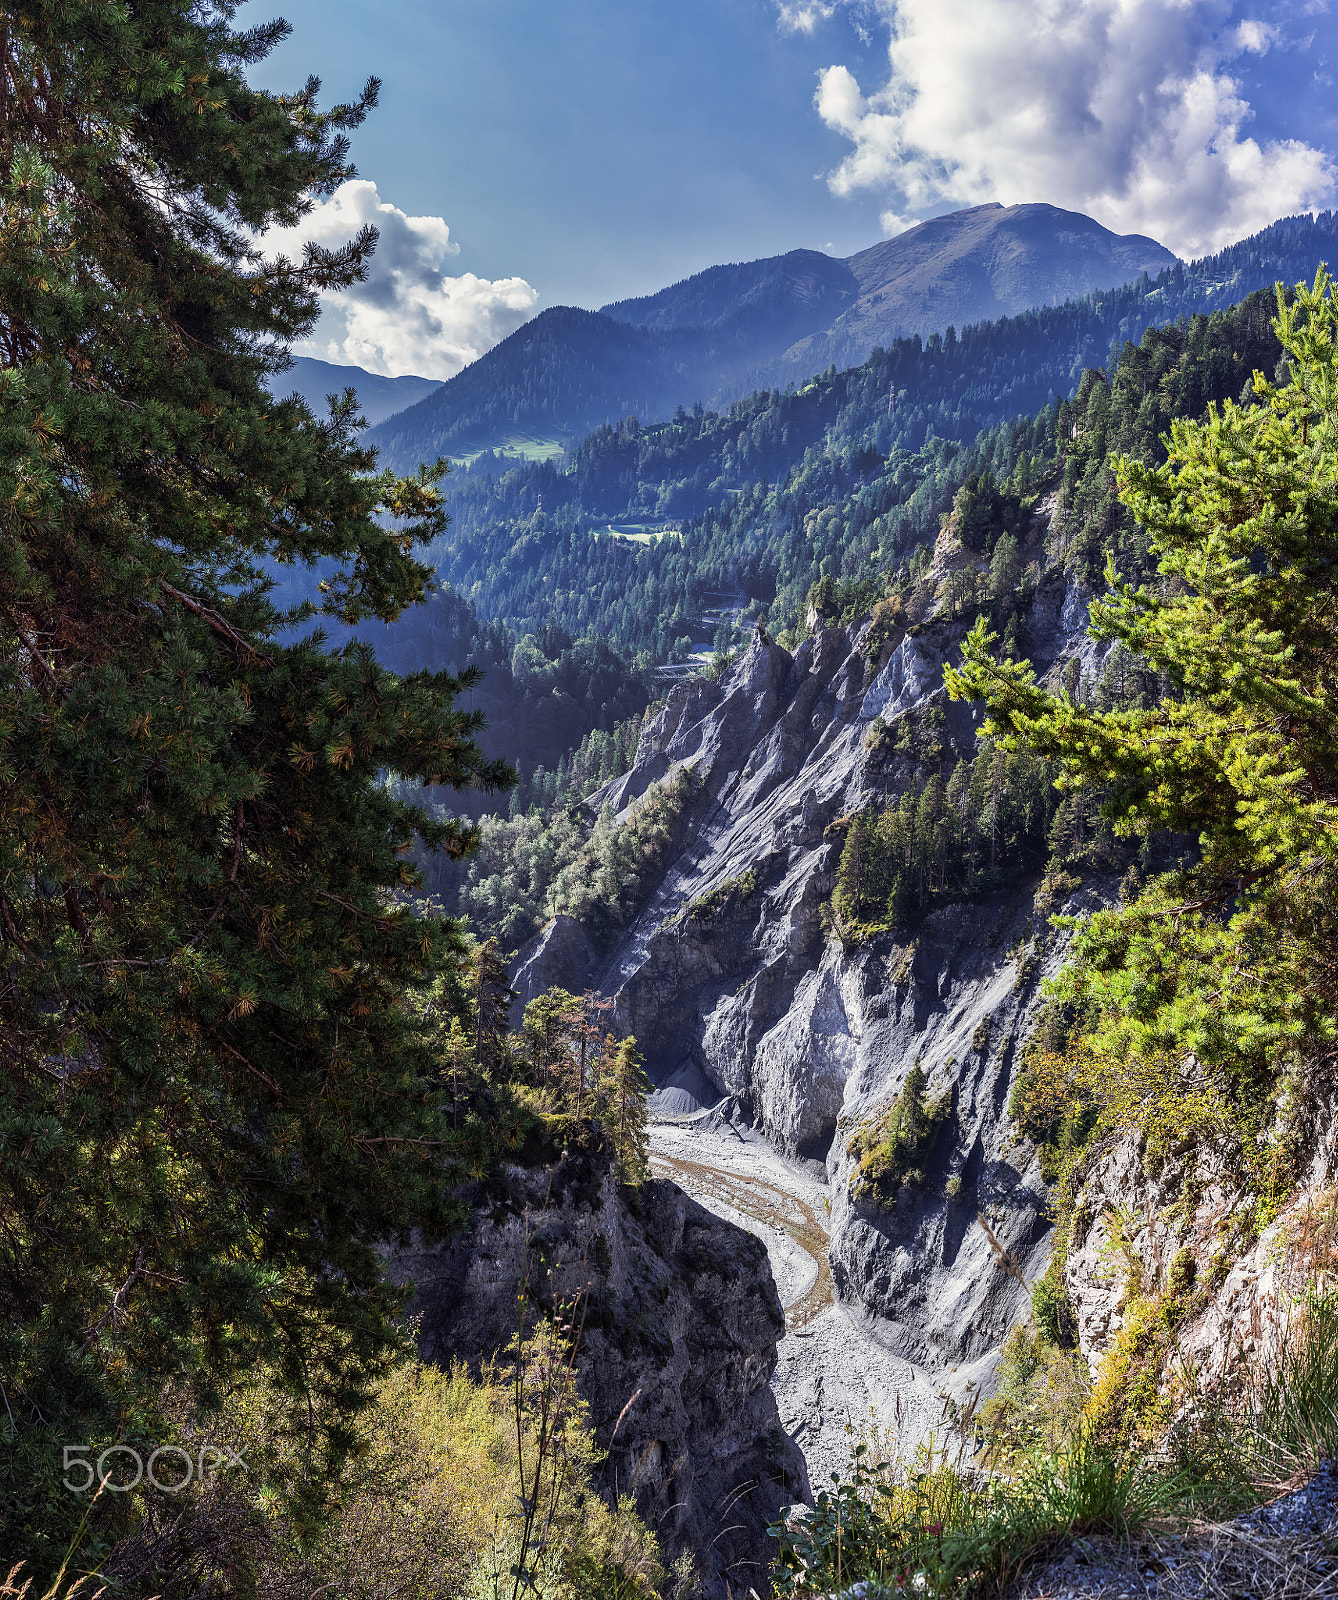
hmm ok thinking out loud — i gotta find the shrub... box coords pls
[847,1061,950,1204]
[977,1324,1090,1462]
[56,1330,663,1600]
[685,868,759,922]
[1166,1246,1197,1299]
[1032,1266,1078,1349]
[770,1427,1182,1600]
[863,596,907,664]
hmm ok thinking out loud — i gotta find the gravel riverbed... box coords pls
[650,1112,993,1491]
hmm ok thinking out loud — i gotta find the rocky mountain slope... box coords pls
[512,508,1111,1387]
[607,202,1173,373]
[502,493,1338,1574]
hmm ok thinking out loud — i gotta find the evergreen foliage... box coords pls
[828,744,1060,940]
[0,0,514,1565]
[515,990,650,1184]
[354,585,651,817]
[685,868,759,923]
[948,270,1338,1194]
[845,1060,951,1202]
[438,766,693,951]
[418,289,1288,661]
[368,210,1338,473]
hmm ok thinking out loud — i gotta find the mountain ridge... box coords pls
[273,355,440,427]
[365,206,1325,469]
[603,202,1173,351]
[812,200,1173,366]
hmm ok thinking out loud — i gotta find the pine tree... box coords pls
[915,776,944,898]
[472,936,519,1080]
[947,270,1338,1163]
[0,1,511,1560]
[522,988,583,1100]
[605,1037,651,1186]
[832,811,865,927]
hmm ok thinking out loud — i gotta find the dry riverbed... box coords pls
[650,1112,990,1490]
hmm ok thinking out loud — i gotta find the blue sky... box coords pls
[243,1,1338,378]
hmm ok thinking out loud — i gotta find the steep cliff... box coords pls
[391,1136,807,1597]
[514,518,1118,1385]
[1061,1081,1338,1399]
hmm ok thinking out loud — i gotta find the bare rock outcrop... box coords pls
[1063,1078,1338,1387]
[390,1136,806,1598]
[509,912,596,1024]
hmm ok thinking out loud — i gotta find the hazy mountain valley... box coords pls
[368,216,1338,1594]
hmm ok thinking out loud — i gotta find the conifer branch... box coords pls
[159,580,273,665]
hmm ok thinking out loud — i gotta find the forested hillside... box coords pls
[415,287,1283,671]
[337,587,651,815]
[408,285,1282,951]
[367,209,1337,467]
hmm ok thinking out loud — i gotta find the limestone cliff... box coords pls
[514,527,1117,1378]
[1061,1080,1338,1396]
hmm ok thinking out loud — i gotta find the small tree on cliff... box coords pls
[603,1036,652,1186]
[0,0,510,1561]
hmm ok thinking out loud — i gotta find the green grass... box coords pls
[593,521,673,546]
[772,1433,1195,1599]
[1247,1287,1338,1483]
[452,432,567,466]
[771,1284,1338,1597]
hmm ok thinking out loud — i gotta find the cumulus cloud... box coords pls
[776,1,837,34]
[1234,18,1277,54]
[261,180,538,379]
[814,0,1335,258]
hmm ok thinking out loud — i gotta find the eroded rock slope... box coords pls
[391,1137,806,1597]
[520,537,1115,1373]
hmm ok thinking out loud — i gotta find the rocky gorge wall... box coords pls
[516,523,1118,1375]
[489,513,1338,1588]
[1061,1081,1338,1398]
[390,1137,807,1597]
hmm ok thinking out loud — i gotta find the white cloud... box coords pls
[814,0,1335,259]
[261,180,538,379]
[776,1,837,34]
[1234,19,1276,53]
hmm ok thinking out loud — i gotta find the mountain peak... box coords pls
[838,202,1177,342]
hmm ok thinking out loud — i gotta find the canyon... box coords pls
[494,499,1338,1589]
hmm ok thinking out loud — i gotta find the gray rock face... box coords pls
[1063,1079,1338,1385]
[509,912,596,1024]
[820,886,1108,1364]
[504,545,1112,1369]
[391,1142,807,1597]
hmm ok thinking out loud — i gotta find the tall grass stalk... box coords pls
[1246,1287,1338,1486]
